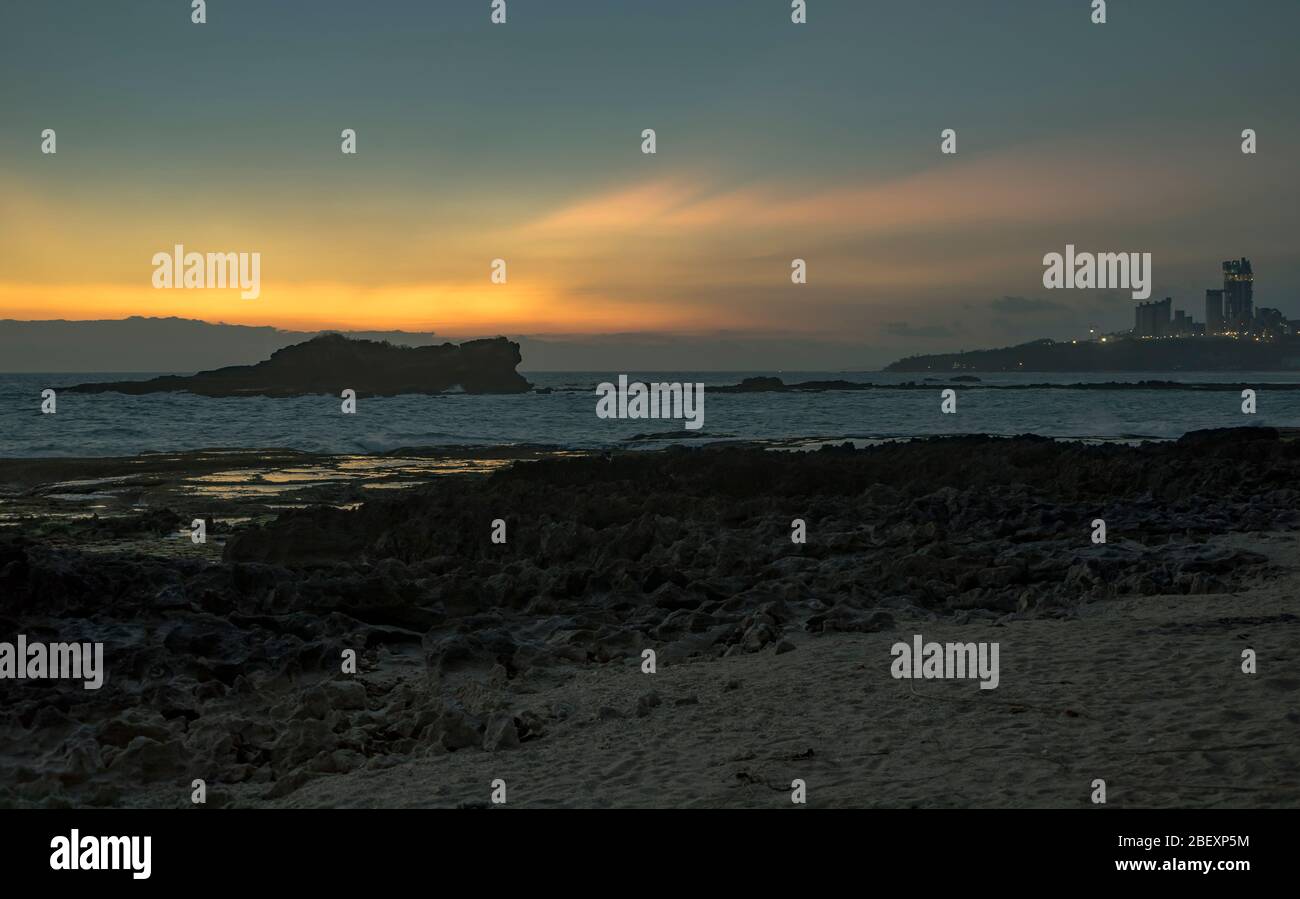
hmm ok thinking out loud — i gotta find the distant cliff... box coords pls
[65,334,532,396]
[885,336,1300,372]
[0,316,441,372]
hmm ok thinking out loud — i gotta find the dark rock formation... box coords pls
[64,334,531,397]
[712,377,867,393]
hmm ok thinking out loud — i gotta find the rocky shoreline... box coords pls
[708,376,1300,393]
[2,428,1298,807]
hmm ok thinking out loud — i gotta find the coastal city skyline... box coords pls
[1132,257,1297,341]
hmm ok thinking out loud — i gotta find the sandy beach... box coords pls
[275,539,1300,809]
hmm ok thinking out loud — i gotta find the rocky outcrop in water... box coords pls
[64,334,531,397]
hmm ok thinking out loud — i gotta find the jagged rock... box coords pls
[806,607,896,634]
[323,680,368,711]
[107,736,188,780]
[427,702,483,752]
[482,713,520,752]
[635,690,662,718]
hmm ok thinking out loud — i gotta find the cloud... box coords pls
[520,133,1254,248]
[988,295,1068,315]
[884,322,955,339]
[5,127,1298,339]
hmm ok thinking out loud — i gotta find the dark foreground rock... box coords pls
[2,429,1298,807]
[64,334,531,397]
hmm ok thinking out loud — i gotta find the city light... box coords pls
[1130,258,1295,341]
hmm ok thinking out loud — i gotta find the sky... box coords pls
[2,0,1299,369]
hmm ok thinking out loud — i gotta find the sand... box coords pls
[265,531,1299,809]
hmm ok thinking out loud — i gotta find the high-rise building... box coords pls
[1126,257,1283,341]
[1256,307,1286,336]
[1205,289,1224,334]
[1222,258,1253,331]
[1134,297,1172,337]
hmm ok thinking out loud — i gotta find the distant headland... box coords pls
[890,257,1300,372]
[885,335,1300,373]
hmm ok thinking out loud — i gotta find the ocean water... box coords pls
[1,371,1298,458]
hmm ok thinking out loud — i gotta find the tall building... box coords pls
[1256,307,1287,336]
[1134,297,1172,337]
[1222,258,1253,331]
[1127,257,1283,341]
[1205,289,1224,334]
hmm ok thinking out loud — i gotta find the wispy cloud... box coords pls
[884,322,957,339]
[988,296,1067,315]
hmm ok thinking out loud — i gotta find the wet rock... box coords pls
[482,713,520,752]
[107,736,188,781]
[806,607,896,634]
[635,690,662,717]
[431,703,483,752]
[323,680,368,711]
